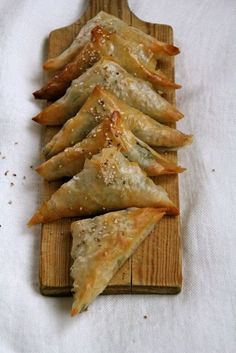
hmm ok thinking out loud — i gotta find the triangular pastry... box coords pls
[36,111,184,181]
[34,26,180,100]
[43,11,180,71]
[42,86,191,159]
[70,207,166,316]
[28,146,178,226]
[33,58,183,125]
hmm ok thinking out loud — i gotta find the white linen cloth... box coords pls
[0,0,235,352]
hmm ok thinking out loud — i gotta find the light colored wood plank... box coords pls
[39,0,182,296]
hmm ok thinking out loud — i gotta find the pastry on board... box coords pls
[36,111,184,181]
[42,86,191,159]
[29,10,191,317]
[70,207,166,316]
[28,146,178,226]
[33,58,183,125]
[43,11,180,71]
[34,26,180,100]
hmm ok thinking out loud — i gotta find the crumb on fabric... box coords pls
[4,170,9,176]
[143,315,148,319]
[10,182,14,187]
[12,173,17,177]
[8,201,12,205]
[212,169,215,172]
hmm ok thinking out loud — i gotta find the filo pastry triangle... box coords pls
[33,58,183,126]
[28,146,178,226]
[36,111,184,181]
[43,11,180,72]
[34,26,180,100]
[70,207,166,316]
[42,86,191,159]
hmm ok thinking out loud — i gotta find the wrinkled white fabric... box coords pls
[0,0,235,352]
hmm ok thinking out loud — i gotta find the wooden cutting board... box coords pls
[39,0,182,296]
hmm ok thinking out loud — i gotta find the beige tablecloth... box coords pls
[0,0,235,352]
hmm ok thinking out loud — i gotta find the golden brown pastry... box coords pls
[43,11,180,71]
[42,86,191,159]
[34,26,180,100]
[28,146,178,226]
[36,111,184,181]
[33,58,183,125]
[71,207,165,316]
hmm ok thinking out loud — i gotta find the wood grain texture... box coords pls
[39,0,182,296]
